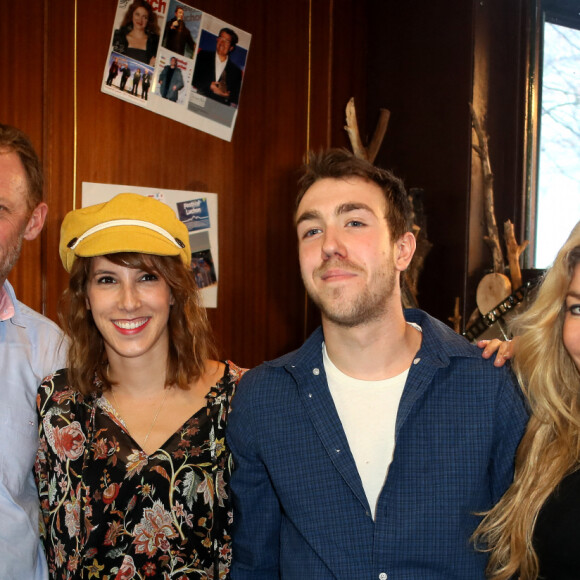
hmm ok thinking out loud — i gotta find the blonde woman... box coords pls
[473,220,580,579]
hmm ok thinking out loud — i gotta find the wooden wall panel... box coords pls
[365,0,476,327]
[1,0,46,312]
[43,0,76,322]
[363,0,529,329]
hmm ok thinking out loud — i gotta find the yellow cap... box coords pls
[59,193,191,272]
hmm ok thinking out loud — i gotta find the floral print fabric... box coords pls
[35,362,244,579]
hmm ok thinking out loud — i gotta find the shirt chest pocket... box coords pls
[0,405,38,489]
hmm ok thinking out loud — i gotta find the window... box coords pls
[526,0,580,268]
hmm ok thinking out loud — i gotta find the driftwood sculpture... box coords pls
[469,103,529,323]
[470,103,505,275]
[344,97,391,164]
[448,297,462,334]
[504,219,529,291]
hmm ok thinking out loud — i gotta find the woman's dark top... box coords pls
[533,468,580,579]
[35,362,245,579]
[112,28,159,65]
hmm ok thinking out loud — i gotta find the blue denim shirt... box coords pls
[228,309,529,579]
[0,281,66,580]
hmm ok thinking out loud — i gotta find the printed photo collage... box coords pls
[102,0,251,141]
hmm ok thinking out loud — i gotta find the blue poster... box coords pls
[177,197,210,231]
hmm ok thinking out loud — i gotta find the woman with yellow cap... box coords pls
[35,193,244,579]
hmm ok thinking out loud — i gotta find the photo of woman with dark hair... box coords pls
[112,0,160,66]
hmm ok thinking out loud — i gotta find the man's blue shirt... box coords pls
[228,309,528,579]
[0,281,66,580]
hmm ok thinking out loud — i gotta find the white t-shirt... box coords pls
[214,53,228,82]
[323,344,408,519]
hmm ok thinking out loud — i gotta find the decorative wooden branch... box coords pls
[470,103,505,274]
[464,105,531,336]
[344,98,366,159]
[367,108,390,164]
[504,219,529,290]
[448,297,462,334]
[344,97,390,163]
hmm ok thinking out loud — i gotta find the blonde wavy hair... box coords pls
[473,221,580,579]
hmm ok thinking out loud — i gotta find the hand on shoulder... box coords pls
[477,337,517,367]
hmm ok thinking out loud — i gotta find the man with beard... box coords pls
[192,28,242,106]
[227,148,528,579]
[0,124,66,579]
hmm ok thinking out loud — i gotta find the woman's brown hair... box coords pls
[60,252,216,395]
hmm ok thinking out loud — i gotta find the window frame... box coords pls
[523,0,580,267]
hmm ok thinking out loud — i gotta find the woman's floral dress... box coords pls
[35,361,245,580]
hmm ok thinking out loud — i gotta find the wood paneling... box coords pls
[2,0,530,360]
[1,0,46,312]
[43,0,76,321]
[365,0,476,326]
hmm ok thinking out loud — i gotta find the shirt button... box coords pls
[379,573,387,580]
[413,357,421,364]
[312,368,320,375]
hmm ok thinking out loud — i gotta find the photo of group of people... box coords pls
[106,57,153,100]
[101,0,251,141]
[82,182,219,306]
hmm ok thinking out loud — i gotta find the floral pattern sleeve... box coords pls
[35,362,246,580]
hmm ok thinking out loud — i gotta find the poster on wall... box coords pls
[82,182,219,308]
[101,0,251,142]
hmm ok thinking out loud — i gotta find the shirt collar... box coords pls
[0,282,16,322]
